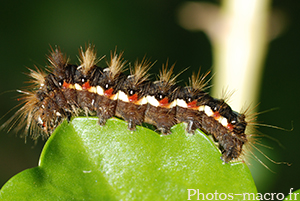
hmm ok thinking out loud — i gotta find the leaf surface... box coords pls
[0,117,257,200]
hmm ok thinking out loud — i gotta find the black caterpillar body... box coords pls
[4,45,248,163]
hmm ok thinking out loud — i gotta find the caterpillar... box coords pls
[2,44,250,163]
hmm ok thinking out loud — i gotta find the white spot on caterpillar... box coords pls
[176,99,188,108]
[198,105,205,111]
[118,90,148,105]
[110,93,118,100]
[199,105,229,127]
[168,99,177,108]
[204,105,213,117]
[118,90,129,102]
[219,117,228,127]
[89,86,97,93]
[69,84,75,89]
[136,96,147,105]
[56,112,61,116]
[147,95,159,107]
[96,86,104,95]
[74,83,82,91]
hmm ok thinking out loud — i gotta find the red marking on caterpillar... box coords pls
[82,81,91,90]
[2,44,289,168]
[187,100,197,108]
[159,97,169,106]
[62,81,70,89]
[104,88,114,97]
[128,94,138,102]
[227,123,234,131]
[213,111,220,119]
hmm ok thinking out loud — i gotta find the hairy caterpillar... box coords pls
[2,44,252,163]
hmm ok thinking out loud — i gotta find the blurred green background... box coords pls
[0,0,299,196]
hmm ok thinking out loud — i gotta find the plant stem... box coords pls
[212,0,271,112]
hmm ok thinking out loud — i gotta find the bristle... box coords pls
[189,70,211,92]
[48,46,68,70]
[2,66,47,138]
[106,51,126,79]
[1,90,41,139]
[26,67,46,88]
[159,62,177,85]
[219,87,236,104]
[129,58,152,86]
[78,44,100,75]
[23,92,41,137]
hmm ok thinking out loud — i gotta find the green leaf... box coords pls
[0,117,257,200]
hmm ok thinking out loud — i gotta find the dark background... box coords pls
[0,0,299,196]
